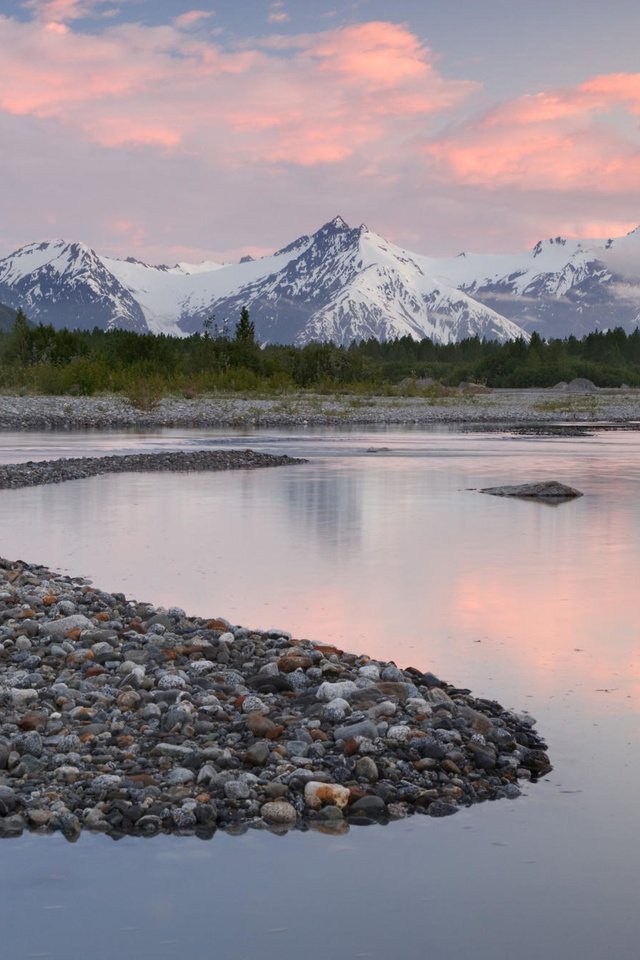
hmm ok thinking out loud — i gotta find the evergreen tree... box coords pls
[9,308,31,365]
[235,306,255,345]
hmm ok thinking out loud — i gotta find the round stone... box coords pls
[261,801,297,825]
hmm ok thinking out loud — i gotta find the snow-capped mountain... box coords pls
[433,228,640,339]
[0,240,148,332]
[1,217,638,344]
[170,218,526,345]
[0,219,527,345]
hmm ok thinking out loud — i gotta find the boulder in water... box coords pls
[480,481,583,500]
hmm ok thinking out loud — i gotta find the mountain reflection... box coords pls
[281,467,363,553]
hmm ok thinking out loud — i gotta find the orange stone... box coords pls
[304,781,351,809]
[126,774,157,786]
[205,618,228,631]
[17,711,48,731]
[314,644,344,657]
[265,725,285,740]
[246,713,277,736]
[277,654,313,673]
[94,611,110,622]
[65,627,82,641]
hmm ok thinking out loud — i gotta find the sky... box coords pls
[0,0,639,264]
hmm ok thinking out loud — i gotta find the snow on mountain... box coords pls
[432,228,640,339]
[0,240,147,332]
[1,218,638,344]
[171,217,526,345]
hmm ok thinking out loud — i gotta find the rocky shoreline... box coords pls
[0,388,639,430]
[0,557,552,841]
[0,449,305,490]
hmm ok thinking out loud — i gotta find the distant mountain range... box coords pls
[0,217,638,344]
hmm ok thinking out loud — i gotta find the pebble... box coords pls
[0,555,552,841]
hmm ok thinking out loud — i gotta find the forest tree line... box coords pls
[1,306,639,398]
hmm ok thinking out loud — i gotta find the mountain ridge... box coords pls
[1,218,638,344]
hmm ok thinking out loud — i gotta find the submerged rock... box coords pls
[480,481,583,500]
[0,556,552,841]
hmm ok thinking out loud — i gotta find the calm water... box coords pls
[1,426,639,960]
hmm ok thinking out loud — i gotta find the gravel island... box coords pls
[0,449,305,490]
[0,557,552,841]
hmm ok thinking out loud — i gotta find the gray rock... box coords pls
[480,481,583,500]
[334,719,378,741]
[323,697,350,721]
[245,741,270,766]
[44,615,93,637]
[224,780,251,801]
[168,767,195,784]
[349,795,387,818]
[355,757,379,782]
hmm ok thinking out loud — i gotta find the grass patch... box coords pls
[533,394,599,414]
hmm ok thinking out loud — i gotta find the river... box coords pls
[0,425,638,960]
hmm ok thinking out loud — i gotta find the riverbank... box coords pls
[1,388,639,430]
[0,556,551,840]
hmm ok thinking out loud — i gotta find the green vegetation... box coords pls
[1,308,639,397]
[532,394,599,414]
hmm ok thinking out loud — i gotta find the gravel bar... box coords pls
[0,557,552,841]
[1,389,640,430]
[0,449,305,490]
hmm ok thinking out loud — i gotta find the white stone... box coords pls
[242,696,268,714]
[358,664,381,680]
[304,781,351,810]
[387,724,413,742]
[316,680,357,702]
[44,614,93,637]
[261,801,297,825]
[406,697,431,715]
[10,688,39,705]
[322,697,350,721]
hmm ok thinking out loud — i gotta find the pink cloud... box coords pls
[173,10,214,30]
[1,7,638,262]
[0,13,474,167]
[268,2,290,24]
[23,0,110,23]
[426,72,640,193]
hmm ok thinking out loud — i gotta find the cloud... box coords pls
[0,14,475,168]
[268,2,290,23]
[1,7,639,261]
[22,0,117,23]
[425,73,640,194]
[173,10,214,30]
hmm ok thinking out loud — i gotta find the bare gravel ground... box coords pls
[0,388,639,431]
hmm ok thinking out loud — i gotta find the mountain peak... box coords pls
[532,236,568,257]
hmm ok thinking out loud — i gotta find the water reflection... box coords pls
[2,427,640,960]
[282,467,363,552]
